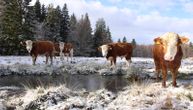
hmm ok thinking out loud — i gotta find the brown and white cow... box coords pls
[99,42,133,68]
[153,32,189,87]
[54,42,74,62]
[21,40,55,65]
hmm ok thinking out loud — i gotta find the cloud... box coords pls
[30,0,193,44]
[108,0,123,3]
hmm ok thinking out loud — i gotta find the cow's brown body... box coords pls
[152,32,189,87]
[24,40,55,65]
[153,43,183,87]
[54,43,60,53]
[63,43,73,54]
[54,42,74,62]
[102,42,133,67]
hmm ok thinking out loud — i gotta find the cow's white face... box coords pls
[100,45,111,57]
[25,40,33,53]
[59,42,64,53]
[154,32,189,61]
[161,33,178,61]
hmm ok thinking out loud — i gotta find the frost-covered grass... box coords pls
[2,81,193,110]
[0,56,193,76]
[1,56,193,109]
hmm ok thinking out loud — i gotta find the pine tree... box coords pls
[1,0,23,55]
[68,13,78,42]
[22,0,36,39]
[122,36,127,43]
[0,0,5,34]
[131,38,136,48]
[43,4,61,42]
[76,13,93,56]
[34,0,41,22]
[60,3,70,42]
[105,26,112,43]
[118,38,121,43]
[189,42,193,47]
[93,18,112,56]
[68,13,79,55]
[40,4,46,22]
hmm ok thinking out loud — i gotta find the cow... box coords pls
[99,42,133,68]
[21,40,55,65]
[153,32,189,87]
[54,42,74,62]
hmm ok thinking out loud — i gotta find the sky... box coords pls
[31,0,193,44]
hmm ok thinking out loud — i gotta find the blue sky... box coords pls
[31,0,193,44]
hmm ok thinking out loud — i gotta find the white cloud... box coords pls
[108,0,123,3]
[30,0,193,44]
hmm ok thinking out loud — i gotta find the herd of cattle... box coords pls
[20,32,189,87]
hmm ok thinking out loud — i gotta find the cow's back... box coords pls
[63,43,73,53]
[32,41,54,54]
[111,43,133,56]
[54,43,60,52]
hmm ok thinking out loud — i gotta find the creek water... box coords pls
[0,74,129,92]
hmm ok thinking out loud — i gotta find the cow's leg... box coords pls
[154,60,161,81]
[111,57,116,68]
[46,54,49,64]
[171,69,178,87]
[70,49,74,63]
[110,60,113,66]
[60,52,64,61]
[125,56,131,67]
[50,55,53,65]
[162,65,167,88]
[156,69,161,81]
[108,57,114,67]
[66,54,69,62]
[32,55,37,65]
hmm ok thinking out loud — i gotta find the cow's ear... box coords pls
[98,46,102,51]
[20,41,26,46]
[108,45,112,50]
[180,36,189,44]
[154,37,162,45]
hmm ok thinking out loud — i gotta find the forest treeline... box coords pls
[0,0,112,56]
[0,0,193,57]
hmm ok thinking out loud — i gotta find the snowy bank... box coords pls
[0,56,193,77]
[1,81,193,110]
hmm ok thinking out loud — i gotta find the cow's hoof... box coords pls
[173,85,179,88]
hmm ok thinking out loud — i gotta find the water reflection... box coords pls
[0,74,129,92]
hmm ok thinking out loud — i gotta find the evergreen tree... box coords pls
[68,13,78,42]
[76,13,93,56]
[60,3,70,42]
[34,0,41,22]
[131,38,136,48]
[1,0,23,55]
[43,4,61,42]
[122,36,127,43]
[189,42,193,48]
[117,38,121,43]
[22,0,35,37]
[105,26,112,43]
[0,0,5,34]
[68,13,79,55]
[40,4,46,22]
[93,18,112,56]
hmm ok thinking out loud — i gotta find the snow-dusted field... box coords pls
[0,56,193,76]
[0,56,193,110]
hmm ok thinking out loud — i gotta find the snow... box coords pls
[0,56,193,109]
[1,82,193,110]
[0,56,193,76]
